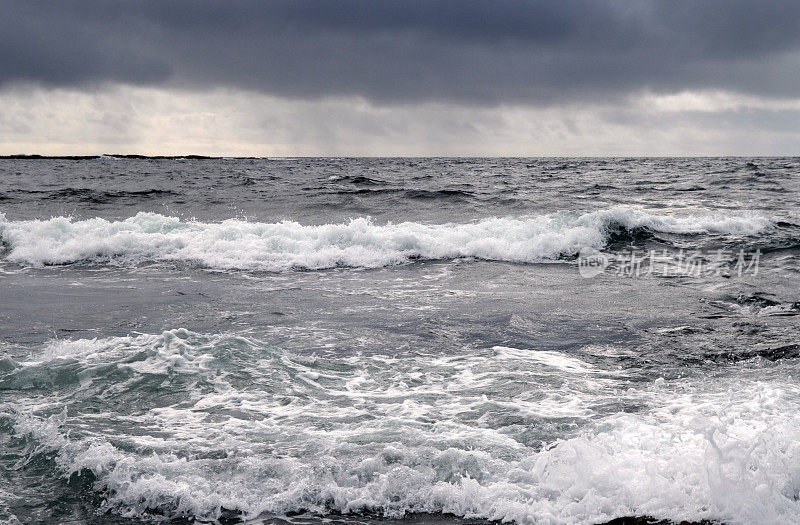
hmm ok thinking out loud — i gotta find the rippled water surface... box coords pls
[1,157,799,524]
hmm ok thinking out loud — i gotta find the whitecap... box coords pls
[0,207,772,271]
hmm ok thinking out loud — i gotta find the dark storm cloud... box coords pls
[3,0,800,103]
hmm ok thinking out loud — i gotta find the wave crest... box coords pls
[0,207,771,270]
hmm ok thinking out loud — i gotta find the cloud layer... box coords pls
[2,85,798,156]
[4,1,800,104]
[2,1,799,155]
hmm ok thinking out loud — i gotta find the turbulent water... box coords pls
[0,157,798,525]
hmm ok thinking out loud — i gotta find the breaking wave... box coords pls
[0,207,771,270]
[2,330,800,524]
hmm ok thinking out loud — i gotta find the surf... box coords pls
[0,207,772,271]
[3,330,800,524]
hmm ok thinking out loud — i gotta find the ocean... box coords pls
[0,157,798,524]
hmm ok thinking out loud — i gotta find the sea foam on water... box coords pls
[0,207,772,270]
[3,331,800,524]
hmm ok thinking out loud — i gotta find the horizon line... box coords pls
[2,154,798,160]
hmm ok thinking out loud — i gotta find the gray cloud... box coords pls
[3,85,799,156]
[2,0,800,104]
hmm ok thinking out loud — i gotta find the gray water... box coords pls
[0,157,798,524]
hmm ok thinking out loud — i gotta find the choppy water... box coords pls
[1,157,799,524]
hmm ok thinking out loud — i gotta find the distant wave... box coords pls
[9,187,178,203]
[333,188,474,200]
[0,207,772,270]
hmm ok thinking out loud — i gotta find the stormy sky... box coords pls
[2,0,799,155]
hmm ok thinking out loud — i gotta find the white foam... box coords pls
[493,346,599,374]
[7,379,800,524]
[19,328,215,372]
[0,207,772,270]
[4,331,800,524]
